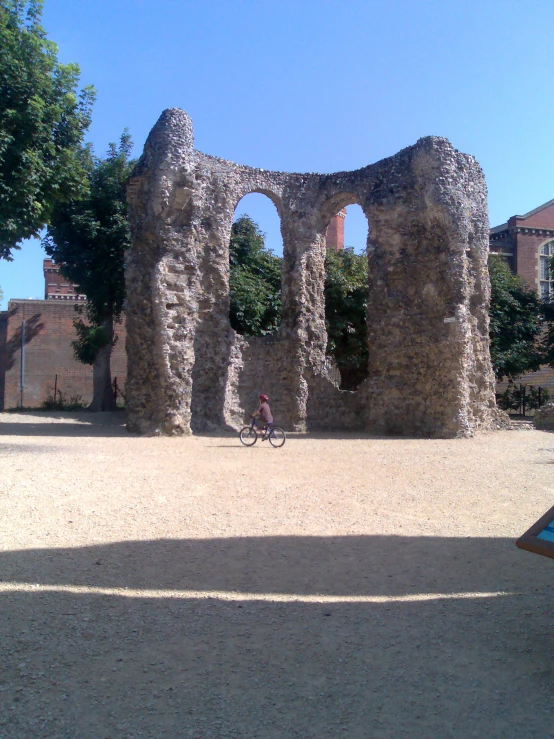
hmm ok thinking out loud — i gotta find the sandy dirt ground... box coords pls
[0,411,553,738]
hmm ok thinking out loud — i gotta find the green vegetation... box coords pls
[0,0,95,259]
[229,215,369,389]
[43,132,135,411]
[488,255,543,381]
[41,387,87,411]
[228,234,554,392]
[324,248,368,390]
[229,215,282,336]
[496,383,550,413]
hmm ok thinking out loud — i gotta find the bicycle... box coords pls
[239,418,286,448]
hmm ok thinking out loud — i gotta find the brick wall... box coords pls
[325,208,346,251]
[490,201,554,394]
[514,231,548,291]
[514,201,554,229]
[497,366,554,393]
[43,258,86,300]
[490,202,554,294]
[0,300,126,410]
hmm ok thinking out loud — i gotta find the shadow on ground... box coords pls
[0,411,127,438]
[0,415,467,443]
[1,535,553,738]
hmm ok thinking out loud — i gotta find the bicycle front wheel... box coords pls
[239,426,258,446]
[269,426,286,448]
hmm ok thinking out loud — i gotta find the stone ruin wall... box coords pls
[125,108,499,438]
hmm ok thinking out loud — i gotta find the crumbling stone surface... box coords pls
[125,108,498,437]
[533,402,554,431]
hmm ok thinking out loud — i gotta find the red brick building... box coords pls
[43,259,87,301]
[325,208,347,251]
[0,261,126,410]
[490,198,554,391]
[489,198,554,298]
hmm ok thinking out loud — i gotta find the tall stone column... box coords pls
[126,108,198,435]
[280,210,328,430]
[364,137,496,437]
[188,191,237,432]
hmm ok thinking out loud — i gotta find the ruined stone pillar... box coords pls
[363,137,497,437]
[188,197,236,433]
[125,109,198,434]
[280,211,328,431]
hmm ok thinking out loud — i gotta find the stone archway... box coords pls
[125,108,498,438]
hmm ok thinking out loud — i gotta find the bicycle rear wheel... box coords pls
[269,426,286,448]
[239,426,258,446]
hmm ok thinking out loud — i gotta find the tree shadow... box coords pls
[1,535,548,594]
[0,442,58,454]
[2,309,45,373]
[1,535,553,736]
[0,410,128,437]
[0,309,45,411]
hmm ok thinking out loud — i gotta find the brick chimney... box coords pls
[43,259,84,300]
[325,208,346,251]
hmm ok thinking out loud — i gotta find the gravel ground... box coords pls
[0,411,553,738]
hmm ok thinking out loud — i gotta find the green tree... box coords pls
[43,132,135,411]
[229,215,282,336]
[228,217,370,390]
[324,247,369,390]
[488,255,543,380]
[0,0,95,259]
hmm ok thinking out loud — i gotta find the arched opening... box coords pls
[229,192,283,337]
[323,203,370,390]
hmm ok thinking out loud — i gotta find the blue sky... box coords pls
[2,0,554,307]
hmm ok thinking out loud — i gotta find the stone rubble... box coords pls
[533,402,554,431]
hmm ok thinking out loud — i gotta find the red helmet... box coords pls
[259,394,269,402]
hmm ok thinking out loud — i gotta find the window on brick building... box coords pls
[540,241,554,299]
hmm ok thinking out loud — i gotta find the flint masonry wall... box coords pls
[125,108,498,438]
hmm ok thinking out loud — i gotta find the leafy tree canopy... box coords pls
[43,131,134,326]
[42,131,135,410]
[488,255,543,381]
[229,215,282,336]
[0,0,95,259]
[324,247,369,390]
[228,216,370,389]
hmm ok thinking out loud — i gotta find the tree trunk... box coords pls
[89,317,115,412]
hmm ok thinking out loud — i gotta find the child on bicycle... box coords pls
[251,394,273,439]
